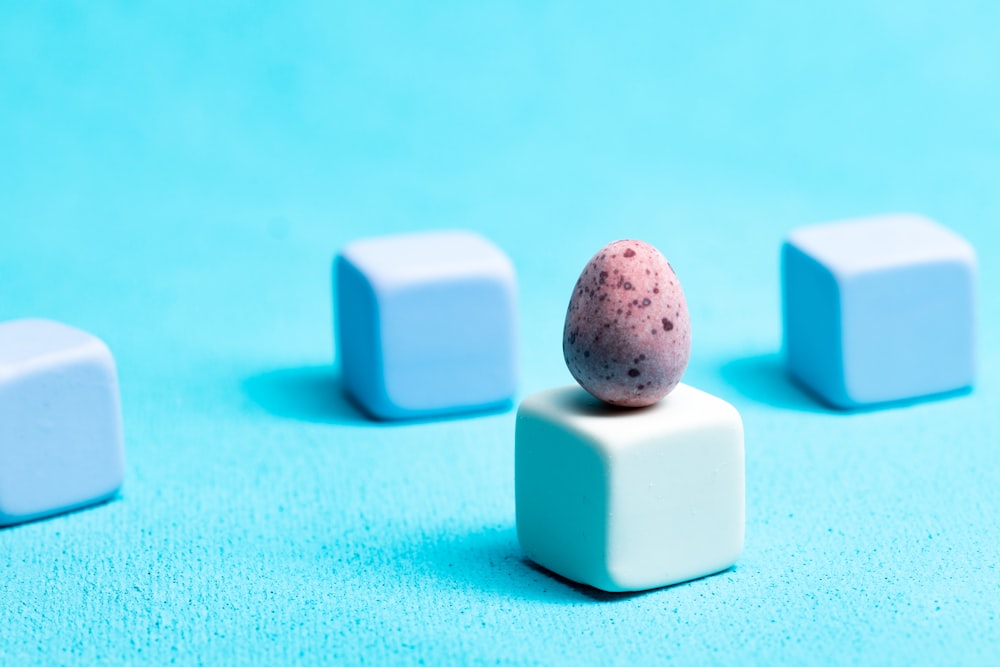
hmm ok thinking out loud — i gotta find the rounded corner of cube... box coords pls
[781,235,820,268]
[785,236,848,282]
[334,253,375,294]
[0,502,20,528]
[827,390,865,411]
[513,396,534,425]
[795,374,854,410]
[334,241,363,268]
[587,570,634,594]
[107,453,127,492]
[491,250,519,280]
[0,508,44,529]
[514,518,536,558]
[721,525,746,570]
[84,337,119,371]
[950,245,979,278]
[779,238,799,262]
[597,564,649,593]
[331,253,346,281]
[493,270,519,304]
[708,391,744,429]
[523,545,613,594]
[342,384,399,421]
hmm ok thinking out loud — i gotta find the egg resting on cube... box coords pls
[515,384,745,593]
[782,214,976,409]
[563,239,691,407]
[335,230,518,420]
[0,319,125,527]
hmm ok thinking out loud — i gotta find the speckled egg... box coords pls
[563,239,691,407]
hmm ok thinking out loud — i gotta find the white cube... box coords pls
[515,384,744,592]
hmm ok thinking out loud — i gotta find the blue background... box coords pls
[2,2,999,664]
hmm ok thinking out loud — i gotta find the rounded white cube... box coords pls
[515,384,744,592]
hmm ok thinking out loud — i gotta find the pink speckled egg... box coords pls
[563,239,691,407]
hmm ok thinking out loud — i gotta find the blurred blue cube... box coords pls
[0,319,125,526]
[782,214,976,409]
[335,230,518,420]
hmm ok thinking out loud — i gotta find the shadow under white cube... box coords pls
[0,319,125,527]
[335,230,518,420]
[783,214,976,409]
[515,384,744,593]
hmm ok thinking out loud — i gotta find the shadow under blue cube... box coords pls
[335,230,518,420]
[0,319,125,527]
[782,214,976,409]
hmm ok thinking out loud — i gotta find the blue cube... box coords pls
[0,319,125,526]
[782,214,976,409]
[335,230,518,420]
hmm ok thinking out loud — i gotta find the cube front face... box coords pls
[606,412,744,591]
[0,319,124,526]
[378,277,517,414]
[783,215,976,408]
[335,231,517,420]
[840,260,975,404]
[515,385,745,593]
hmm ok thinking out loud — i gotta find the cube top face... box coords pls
[516,384,744,592]
[519,383,742,452]
[0,319,124,526]
[0,318,109,372]
[339,230,516,291]
[335,230,518,420]
[787,214,975,278]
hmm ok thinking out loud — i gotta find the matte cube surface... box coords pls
[335,230,517,420]
[0,319,124,526]
[783,214,976,409]
[515,384,744,593]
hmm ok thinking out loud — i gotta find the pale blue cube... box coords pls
[0,319,124,526]
[335,230,518,420]
[782,214,976,409]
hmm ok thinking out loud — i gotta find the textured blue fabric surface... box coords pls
[2,2,999,664]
